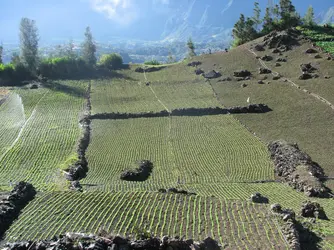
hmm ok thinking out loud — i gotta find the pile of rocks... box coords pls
[299,63,319,80]
[261,55,273,61]
[4,233,221,250]
[270,204,300,250]
[263,29,300,49]
[300,201,327,220]
[187,61,202,67]
[250,192,269,203]
[159,188,197,196]
[121,160,153,182]
[259,67,272,74]
[0,182,36,237]
[233,70,251,78]
[268,140,330,197]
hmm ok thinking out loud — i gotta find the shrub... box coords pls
[144,59,160,65]
[98,53,123,70]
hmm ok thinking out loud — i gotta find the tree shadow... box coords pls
[43,81,87,97]
[296,221,323,250]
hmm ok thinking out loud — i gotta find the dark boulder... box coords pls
[259,68,272,74]
[300,63,317,73]
[203,70,221,79]
[276,58,287,62]
[299,73,313,80]
[187,61,201,67]
[250,193,269,203]
[261,55,273,61]
[305,48,318,54]
[233,70,251,78]
[254,44,265,51]
[194,68,204,75]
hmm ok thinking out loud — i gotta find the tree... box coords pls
[304,5,315,27]
[167,51,176,64]
[11,52,21,66]
[279,0,300,29]
[81,27,96,66]
[253,2,262,31]
[0,44,3,64]
[187,38,196,57]
[98,53,123,70]
[66,39,76,59]
[19,18,39,74]
[233,14,258,46]
[272,4,280,22]
[262,7,275,34]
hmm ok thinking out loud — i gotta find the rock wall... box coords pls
[0,182,36,237]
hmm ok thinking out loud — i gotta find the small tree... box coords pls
[187,38,196,57]
[99,53,123,70]
[11,52,21,66]
[272,4,280,22]
[0,44,3,64]
[82,27,96,67]
[66,39,76,59]
[303,6,315,27]
[233,14,258,46]
[19,17,39,75]
[253,2,262,31]
[167,51,176,64]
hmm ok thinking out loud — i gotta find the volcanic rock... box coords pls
[203,70,221,79]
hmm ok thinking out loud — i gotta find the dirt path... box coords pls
[247,48,334,111]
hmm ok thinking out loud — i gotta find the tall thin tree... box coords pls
[82,27,96,66]
[253,2,262,31]
[19,18,39,74]
[304,5,315,27]
[0,43,3,64]
[187,37,196,58]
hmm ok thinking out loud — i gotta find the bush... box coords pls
[98,53,123,70]
[0,63,32,86]
[38,57,89,79]
[144,59,160,65]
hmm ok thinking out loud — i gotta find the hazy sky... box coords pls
[0,0,333,43]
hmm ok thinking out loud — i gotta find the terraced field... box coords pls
[81,115,274,191]
[0,82,86,191]
[91,79,221,114]
[5,191,288,249]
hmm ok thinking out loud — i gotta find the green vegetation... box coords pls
[99,53,123,69]
[297,25,334,55]
[5,191,287,249]
[0,82,86,191]
[144,59,160,65]
[187,38,196,58]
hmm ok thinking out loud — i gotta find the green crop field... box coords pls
[5,191,288,249]
[91,79,221,114]
[0,82,86,191]
[81,115,274,191]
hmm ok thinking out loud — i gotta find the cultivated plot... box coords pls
[82,115,274,191]
[81,117,177,189]
[90,79,221,114]
[5,191,288,249]
[0,82,86,191]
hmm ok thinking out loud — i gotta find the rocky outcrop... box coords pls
[121,160,153,181]
[299,63,319,80]
[4,233,221,250]
[300,201,327,220]
[305,48,318,54]
[263,29,300,49]
[254,44,265,51]
[268,140,331,197]
[0,182,36,237]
